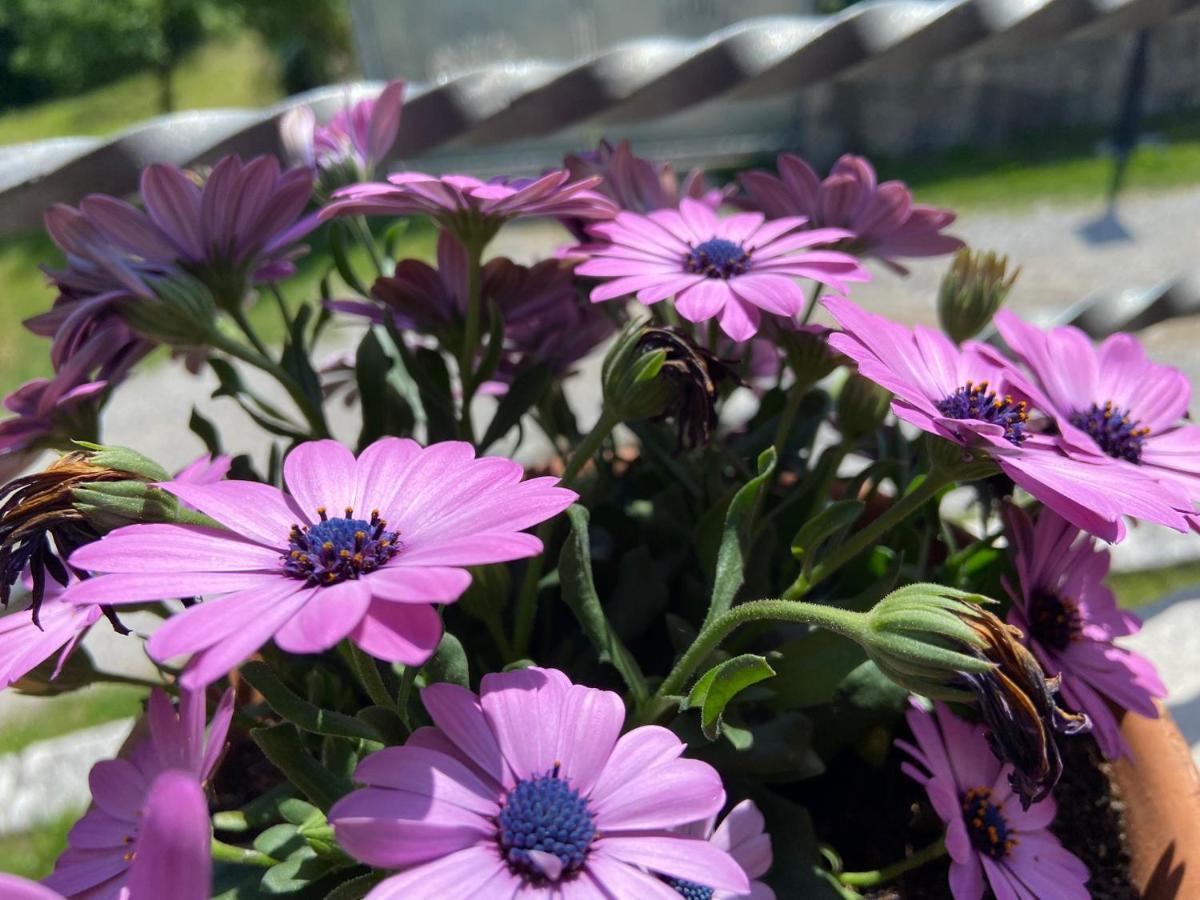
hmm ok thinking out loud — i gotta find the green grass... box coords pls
[1109,559,1200,610]
[0,32,283,146]
[0,811,77,879]
[0,683,148,757]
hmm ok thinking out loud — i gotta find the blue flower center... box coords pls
[684,238,751,279]
[496,766,596,882]
[281,507,400,586]
[1029,590,1080,652]
[1068,401,1148,463]
[962,787,1016,859]
[663,876,715,899]
[936,381,1028,444]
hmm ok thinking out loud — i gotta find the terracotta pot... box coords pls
[1111,703,1200,899]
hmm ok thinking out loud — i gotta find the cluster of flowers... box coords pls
[0,78,1190,900]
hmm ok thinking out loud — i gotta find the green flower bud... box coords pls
[782,325,839,385]
[601,321,675,423]
[937,249,1019,343]
[124,274,219,346]
[835,374,892,440]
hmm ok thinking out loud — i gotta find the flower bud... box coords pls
[601,322,675,424]
[124,274,219,346]
[862,583,1088,807]
[780,324,840,385]
[937,249,1019,343]
[835,374,892,440]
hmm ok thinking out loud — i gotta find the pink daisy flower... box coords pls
[322,170,618,244]
[995,310,1200,520]
[1003,504,1165,760]
[739,153,963,273]
[823,296,1191,542]
[0,576,100,691]
[897,702,1089,900]
[672,799,775,899]
[64,438,575,688]
[329,667,749,899]
[43,687,230,898]
[281,80,406,182]
[574,198,869,342]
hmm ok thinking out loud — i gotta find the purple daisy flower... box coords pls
[574,198,869,342]
[281,80,406,186]
[1003,504,1165,760]
[672,799,775,899]
[898,702,1089,900]
[0,772,210,900]
[43,687,231,898]
[565,139,723,215]
[740,154,963,273]
[322,170,617,245]
[64,438,575,688]
[823,296,1191,542]
[995,311,1200,522]
[328,667,748,898]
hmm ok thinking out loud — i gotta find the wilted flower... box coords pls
[672,799,775,899]
[1004,504,1165,759]
[824,296,1192,542]
[281,80,406,190]
[740,154,963,272]
[862,583,1088,807]
[897,702,1089,900]
[329,667,748,897]
[322,170,617,247]
[938,249,1019,343]
[65,438,575,687]
[995,310,1200,524]
[43,688,230,898]
[575,199,868,341]
[633,326,740,448]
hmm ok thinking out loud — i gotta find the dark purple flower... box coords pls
[898,702,1089,899]
[322,170,618,246]
[740,154,963,273]
[1004,504,1165,760]
[281,80,406,187]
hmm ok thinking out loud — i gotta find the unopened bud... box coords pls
[937,249,1019,343]
[836,374,892,440]
[600,322,676,424]
[124,274,219,345]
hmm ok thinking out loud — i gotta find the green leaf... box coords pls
[277,799,323,829]
[253,824,303,859]
[260,847,335,894]
[323,872,387,900]
[251,724,353,810]
[479,363,552,451]
[280,303,323,412]
[791,499,865,579]
[354,329,412,448]
[408,347,457,442]
[770,629,867,709]
[189,407,223,456]
[704,448,777,630]
[330,222,370,298]
[424,631,469,688]
[240,662,382,743]
[466,298,506,396]
[354,706,408,746]
[558,505,648,703]
[685,654,776,741]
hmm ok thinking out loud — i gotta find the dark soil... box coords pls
[799,735,1136,898]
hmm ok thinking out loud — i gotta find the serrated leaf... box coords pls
[558,505,648,702]
[704,448,777,630]
[685,654,776,740]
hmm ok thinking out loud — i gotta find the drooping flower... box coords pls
[3,772,211,900]
[633,326,741,448]
[1003,504,1165,760]
[670,799,775,899]
[739,154,963,272]
[322,170,618,246]
[823,296,1191,542]
[281,79,406,188]
[43,687,230,898]
[575,199,869,341]
[994,310,1200,521]
[65,438,575,688]
[38,155,317,322]
[897,702,1089,900]
[329,667,748,898]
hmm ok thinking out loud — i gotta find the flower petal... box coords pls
[350,600,443,664]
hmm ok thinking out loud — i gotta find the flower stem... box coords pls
[209,330,330,439]
[211,837,278,867]
[350,215,385,277]
[781,469,952,600]
[641,598,867,722]
[342,641,394,709]
[457,236,487,444]
[229,304,272,359]
[510,407,620,659]
[837,836,947,887]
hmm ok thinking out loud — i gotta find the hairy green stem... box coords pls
[838,836,947,887]
[211,837,278,867]
[646,598,867,718]
[510,407,620,659]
